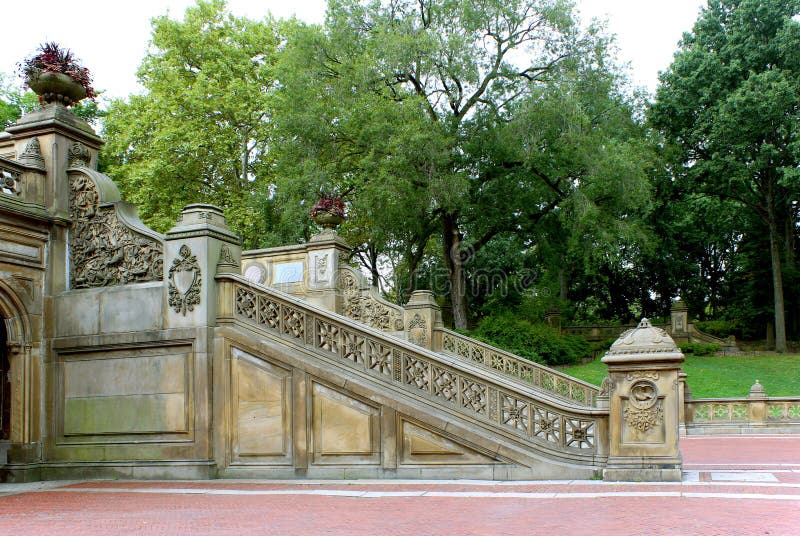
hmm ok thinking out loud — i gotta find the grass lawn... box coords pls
[562,353,800,398]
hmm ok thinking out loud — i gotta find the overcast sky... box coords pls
[1,0,706,100]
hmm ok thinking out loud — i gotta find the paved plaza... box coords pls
[0,435,797,535]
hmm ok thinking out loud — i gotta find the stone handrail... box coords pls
[218,274,607,462]
[436,328,600,407]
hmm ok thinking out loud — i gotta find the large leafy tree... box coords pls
[102,0,278,245]
[649,0,800,351]
[272,0,653,328]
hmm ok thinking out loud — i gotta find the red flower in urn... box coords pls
[310,195,345,229]
[18,42,97,106]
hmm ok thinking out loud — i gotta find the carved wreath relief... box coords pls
[168,244,202,315]
[69,174,163,288]
[623,380,663,433]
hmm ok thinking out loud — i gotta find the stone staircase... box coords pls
[215,273,609,479]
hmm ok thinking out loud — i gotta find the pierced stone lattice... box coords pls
[0,167,20,196]
[565,419,594,449]
[461,380,487,414]
[342,330,365,365]
[439,330,597,406]
[258,297,280,329]
[768,403,800,421]
[235,288,257,320]
[367,340,392,376]
[317,320,340,354]
[282,307,305,340]
[533,406,561,445]
[404,355,430,391]
[432,366,458,403]
[502,394,529,433]
[69,173,163,288]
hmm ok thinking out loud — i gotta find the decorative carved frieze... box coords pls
[69,174,163,288]
[168,245,201,315]
[340,270,404,331]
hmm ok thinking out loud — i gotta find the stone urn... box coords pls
[312,211,345,230]
[27,72,87,106]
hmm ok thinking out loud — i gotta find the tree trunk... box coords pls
[768,214,787,352]
[442,213,469,330]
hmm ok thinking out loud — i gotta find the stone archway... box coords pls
[0,320,9,440]
[0,281,31,449]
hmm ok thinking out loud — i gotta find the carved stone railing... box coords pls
[686,397,800,426]
[220,274,607,462]
[437,328,600,407]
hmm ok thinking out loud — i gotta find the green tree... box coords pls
[102,0,278,245]
[0,74,38,130]
[272,0,652,328]
[649,0,800,351]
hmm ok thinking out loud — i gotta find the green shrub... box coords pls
[679,342,720,356]
[471,313,590,366]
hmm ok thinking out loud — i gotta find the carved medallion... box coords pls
[68,142,90,168]
[168,245,202,315]
[623,380,663,432]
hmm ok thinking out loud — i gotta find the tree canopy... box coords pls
[649,0,800,351]
[102,0,278,245]
[269,0,654,328]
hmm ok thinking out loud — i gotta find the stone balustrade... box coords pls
[684,380,800,434]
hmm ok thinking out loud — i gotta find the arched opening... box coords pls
[0,320,9,440]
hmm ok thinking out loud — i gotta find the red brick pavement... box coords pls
[0,435,797,536]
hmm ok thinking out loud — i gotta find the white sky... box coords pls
[0,0,706,100]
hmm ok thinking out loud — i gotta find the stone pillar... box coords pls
[164,204,241,328]
[747,380,767,426]
[404,290,442,350]
[305,230,352,313]
[544,309,562,330]
[670,299,689,343]
[602,319,685,482]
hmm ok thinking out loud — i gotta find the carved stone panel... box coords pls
[400,419,501,466]
[311,382,380,465]
[231,349,291,463]
[69,174,163,288]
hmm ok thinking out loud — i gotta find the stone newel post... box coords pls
[404,290,442,350]
[164,204,241,328]
[602,319,685,482]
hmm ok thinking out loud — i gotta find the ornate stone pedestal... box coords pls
[602,319,684,482]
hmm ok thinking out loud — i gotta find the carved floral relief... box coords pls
[340,271,403,331]
[69,174,163,288]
